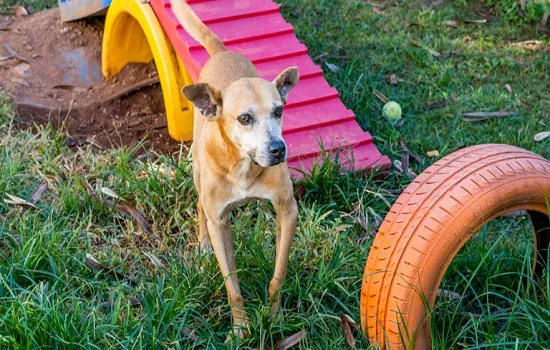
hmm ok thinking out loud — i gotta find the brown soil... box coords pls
[0,9,182,154]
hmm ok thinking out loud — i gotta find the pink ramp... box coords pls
[150,0,391,178]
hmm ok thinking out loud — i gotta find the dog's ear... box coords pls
[273,67,299,104]
[182,83,223,119]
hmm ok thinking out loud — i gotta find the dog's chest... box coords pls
[228,162,272,203]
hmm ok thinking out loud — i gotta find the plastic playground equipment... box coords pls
[361,144,550,349]
[59,0,391,179]
[57,2,550,349]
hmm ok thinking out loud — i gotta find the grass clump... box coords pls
[1,0,549,348]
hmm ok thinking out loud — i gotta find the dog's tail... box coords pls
[170,0,226,56]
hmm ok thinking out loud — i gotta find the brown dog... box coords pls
[171,0,299,339]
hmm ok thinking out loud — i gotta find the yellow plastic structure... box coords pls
[102,0,194,141]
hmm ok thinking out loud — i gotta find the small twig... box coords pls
[456,307,512,319]
[16,77,160,116]
[104,199,153,234]
[373,89,390,103]
[96,77,159,106]
[424,95,456,111]
[30,183,48,204]
[3,44,26,62]
[462,111,517,122]
[400,139,424,165]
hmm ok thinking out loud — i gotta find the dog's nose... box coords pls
[269,140,286,158]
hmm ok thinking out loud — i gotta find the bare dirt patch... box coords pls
[0,8,182,154]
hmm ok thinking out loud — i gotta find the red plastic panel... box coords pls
[150,0,391,178]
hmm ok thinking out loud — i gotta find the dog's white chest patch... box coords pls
[230,161,271,202]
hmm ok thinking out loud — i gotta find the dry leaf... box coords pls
[273,330,304,350]
[181,326,200,341]
[424,0,447,7]
[147,163,176,179]
[367,207,384,231]
[325,61,340,72]
[393,159,403,173]
[365,1,393,10]
[101,187,122,201]
[12,6,29,16]
[427,150,440,157]
[52,84,89,93]
[372,7,384,14]
[410,42,441,57]
[30,183,48,204]
[462,111,516,121]
[437,289,462,300]
[340,314,356,348]
[142,251,165,269]
[510,40,544,51]
[504,84,512,93]
[534,131,550,142]
[4,193,38,209]
[463,18,487,24]
[444,20,459,27]
[341,314,360,330]
[373,89,389,103]
[385,74,403,85]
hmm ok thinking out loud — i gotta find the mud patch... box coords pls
[0,8,183,154]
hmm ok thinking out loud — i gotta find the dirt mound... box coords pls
[0,9,182,154]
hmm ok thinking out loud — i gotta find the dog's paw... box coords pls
[225,325,248,343]
[199,242,213,256]
[268,300,280,321]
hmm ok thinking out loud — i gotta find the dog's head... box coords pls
[182,67,299,167]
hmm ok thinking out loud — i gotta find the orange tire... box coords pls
[360,144,550,349]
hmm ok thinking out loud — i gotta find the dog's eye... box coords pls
[238,114,252,125]
[274,106,283,118]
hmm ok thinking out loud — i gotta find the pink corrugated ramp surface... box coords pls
[150,0,391,179]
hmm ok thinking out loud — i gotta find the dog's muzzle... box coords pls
[268,140,286,165]
[248,140,287,167]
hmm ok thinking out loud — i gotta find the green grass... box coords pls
[1,0,550,348]
[0,0,57,14]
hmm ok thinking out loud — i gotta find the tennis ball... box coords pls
[383,101,402,121]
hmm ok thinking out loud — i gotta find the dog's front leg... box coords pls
[196,199,212,253]
[205,214,249,339]
[268,196,298,316]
